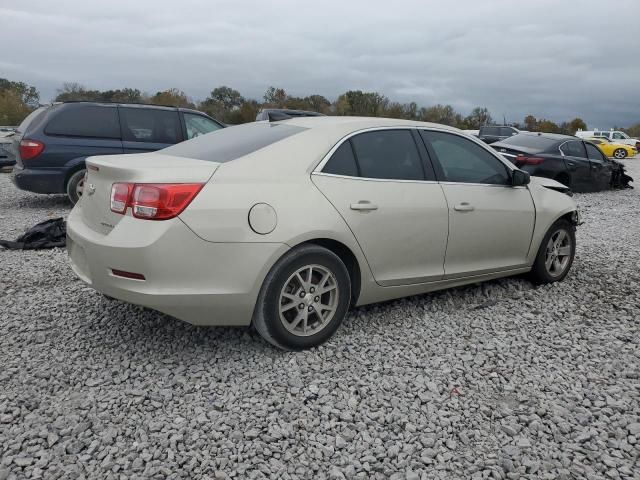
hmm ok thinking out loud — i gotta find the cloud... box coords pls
[1,0,639,127]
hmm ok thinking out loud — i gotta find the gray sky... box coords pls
[2,0,639,127]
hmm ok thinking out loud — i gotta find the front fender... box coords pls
[527,178,579,263]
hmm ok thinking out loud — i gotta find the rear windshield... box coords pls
[497,134,559,151]
[17,107,47,133]
[162,122,307,162]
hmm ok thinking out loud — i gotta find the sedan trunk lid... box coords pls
[80,153,219,235]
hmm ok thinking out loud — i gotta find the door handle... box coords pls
[350,201,378,211]
[567,161,575,166]
[454,202,475,212]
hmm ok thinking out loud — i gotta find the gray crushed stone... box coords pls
[1,160,639,479]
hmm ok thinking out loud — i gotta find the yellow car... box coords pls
[586,137,637,159]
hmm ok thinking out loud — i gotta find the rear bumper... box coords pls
[11,165,68,194]
[66,205,289,326]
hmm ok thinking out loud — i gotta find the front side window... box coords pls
[45,106,120,139]
[560,141,587,158]
[120,108,182,144]
[420,130,510,185]
[349,130,424,181]
[585,143,606,162]
[612,132,624,139]
[184,113,223,139]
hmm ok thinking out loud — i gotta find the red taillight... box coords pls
[109,183,204,220]
[110,183,131,214]
[515,155,545,166]
[19,139,45,160]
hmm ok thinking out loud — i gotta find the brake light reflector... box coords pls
[515,155,545,166]
[19,139,45,160]
[111,269,146,280]
[109,183,204,220]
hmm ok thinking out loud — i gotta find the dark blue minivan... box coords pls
[11,102,224,203]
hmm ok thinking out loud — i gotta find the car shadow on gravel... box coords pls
[79,296,278,357]
[10,194,70,209]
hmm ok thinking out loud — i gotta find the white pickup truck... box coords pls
[575,129,640,149]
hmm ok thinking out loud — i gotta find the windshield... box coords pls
[162,122,307,163]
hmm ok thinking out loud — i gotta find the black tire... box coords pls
[613,148,627,159]
[253,244,351,350]
[66,169,86,205]
[530,219,576,284]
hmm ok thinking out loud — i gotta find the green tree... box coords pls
[567,117,587,135]
[419,104,462,126]
[537,119,560,133]
[622,124,640,138]
[148,88,194,108]
[0,89,32,125]
[263,86,288,107]
[0,78,39,108]
[523,115,538,131]
[304,94,331,114]
[335,90,388,116]
[55,83,102,102]
[200,86,245,122]
[464,107,493,129]
[100,88,143,103]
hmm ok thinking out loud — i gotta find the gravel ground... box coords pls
[1,162,639,480]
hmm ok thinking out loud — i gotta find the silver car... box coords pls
[67,117,580,350]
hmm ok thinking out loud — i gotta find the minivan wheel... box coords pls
[530,219,576,284]
[66,169,86,205]
[253,244,351,350]
[613,148,627,159]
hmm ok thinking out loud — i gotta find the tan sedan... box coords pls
[67,117,580,350]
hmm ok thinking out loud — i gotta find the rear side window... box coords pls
[162,122,306,163]
[323,142,359,176]
[586,143,606,162]
[421,130,510,185]
[350,130,424,180]
[45,106,120,139]
[120,108,181,144]
[560,141,587,158]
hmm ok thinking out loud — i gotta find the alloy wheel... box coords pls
[76,178,85,198]
[614,149,626,159]
[278,264,339,337]
[545,229,572,277]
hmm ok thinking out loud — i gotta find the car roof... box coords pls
[59,101,202,113]
[274,115,462,136]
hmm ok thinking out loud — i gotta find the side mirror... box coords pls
[512,169,530,187]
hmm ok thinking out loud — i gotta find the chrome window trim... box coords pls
[313,125,519,188]
[311,171,438,185]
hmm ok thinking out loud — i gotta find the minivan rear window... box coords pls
[162,122,307,163]
[17,107,47,133]
[45,105,120,139]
